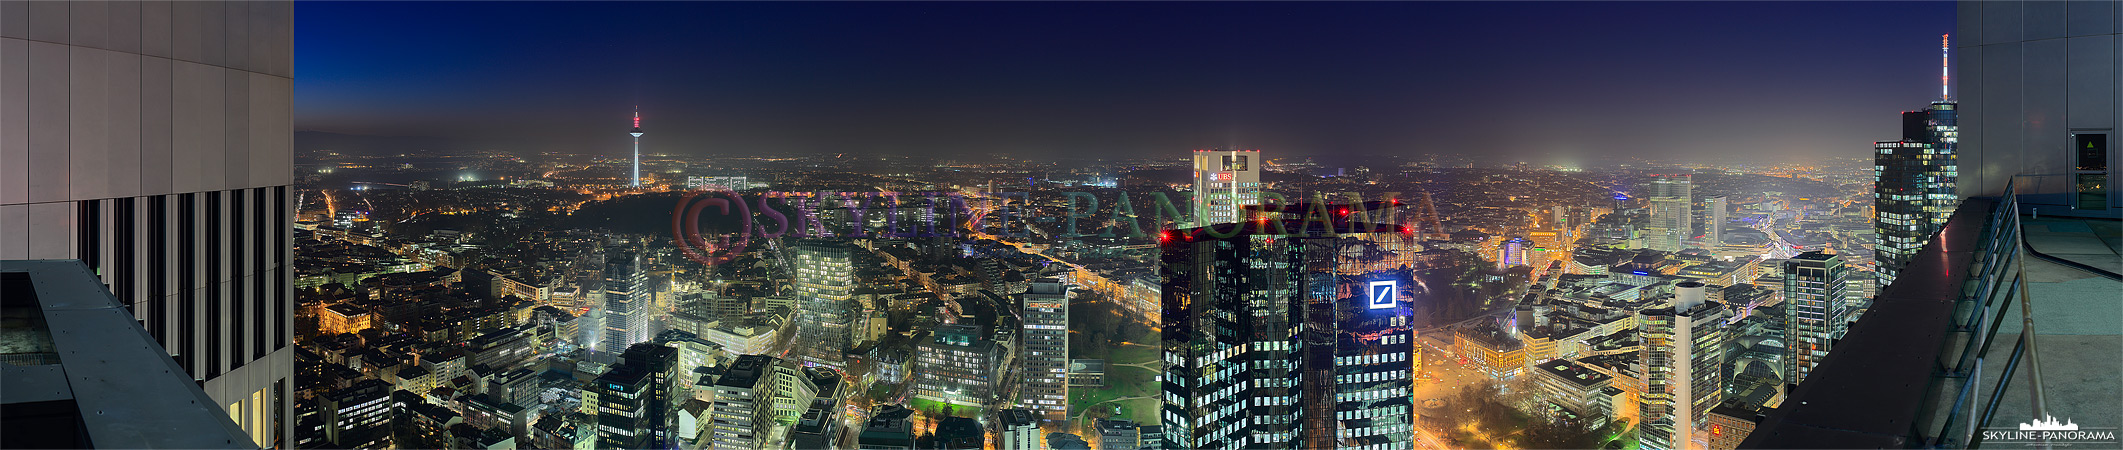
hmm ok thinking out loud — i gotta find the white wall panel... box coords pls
[2024,1,2065,41]
[107,51,141,199]
[139,0,170,59]
[223,71,249,189]
[250,73,291,187]
[2,38,26,205]
[2026,39,2070,193]
[26,201,71,259]
[172,61,224,193]
[253,1,290,77]
[1958,45,1986,196]
[2066,0,2115,38]
[0,203,24,259]
[1983,1,2024,45]
[66,1,106,50]
[1,1,27,40]
[69,46,111,201]
[1959,1,1984,48]
[169,1,204,65]
[221,1,246,72]
[1982,42,2024,197]
[28,1,65,44]
[105,2,139,55]
[2067,36,2116,130]
[141,56,172,196]
[27,41,68,203]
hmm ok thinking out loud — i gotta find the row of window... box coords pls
[77,187,291,380]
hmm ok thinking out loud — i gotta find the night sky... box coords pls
[296,1,1954,164]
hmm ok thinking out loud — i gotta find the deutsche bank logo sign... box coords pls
[1368,280,1396,310]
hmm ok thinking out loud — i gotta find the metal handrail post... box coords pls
[2008,186,2051,450]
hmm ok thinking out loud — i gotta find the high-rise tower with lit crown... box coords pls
[1875,35,1959,289]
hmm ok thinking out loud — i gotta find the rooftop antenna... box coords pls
[1941,34,1951,101]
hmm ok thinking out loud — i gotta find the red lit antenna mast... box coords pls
[1941,34,1950,101]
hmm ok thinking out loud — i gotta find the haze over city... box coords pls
[295,1,1953,164]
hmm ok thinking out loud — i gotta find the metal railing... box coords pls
[1928,176,2048,448]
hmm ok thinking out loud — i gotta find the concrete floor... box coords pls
[1967,230,2123,445]
[2021,217,2123,275]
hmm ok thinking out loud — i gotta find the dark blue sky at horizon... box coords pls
[296,1,1955,164]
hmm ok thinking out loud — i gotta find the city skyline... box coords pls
[6,1,2116,449]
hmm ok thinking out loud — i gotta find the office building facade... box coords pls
[1875,101,1960,288]
[912,324,1000,408]
[1646,174,1693,252]
[1159,209,1418,450]
[1703,196,1728,247]
[602,248,648,353]
[703,354,782,450]
[1780,252,1849,386]
[0,2,295,446]
[1637,281,1729,450]
[591,343,678,450]
[1191,149,1263,226]
[792,239,854,368]
[1019,278,1070,423]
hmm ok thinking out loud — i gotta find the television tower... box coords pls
[629,108,644,187]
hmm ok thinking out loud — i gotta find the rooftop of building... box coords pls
[1455,325,1523,350]
[1534,359,1613,388]
[714,354,775,388]
[999,408,1041,427]
[323,302,370,317]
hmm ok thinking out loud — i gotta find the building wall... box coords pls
[1955,0,2122,208]
[1018,280,1069,422]
[0,1,294,447]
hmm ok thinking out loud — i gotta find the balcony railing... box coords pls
[1742,177,2050,448]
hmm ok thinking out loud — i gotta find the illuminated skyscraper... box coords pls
[629,108,644,187]
[1704,196,1728,247]
[1646,175,1693,252]
[792,240,855,368]
[592,343,678,450]
[1159,204,1418,449]
[1780,251,1849,386]
[1191,149,1263,225]
[1637,281,1729,450]
[701,354,784,450]
[602,248,649,352]
[0,2,296,445]
[1019,278,1070,423]
[1874,101,1957,288]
